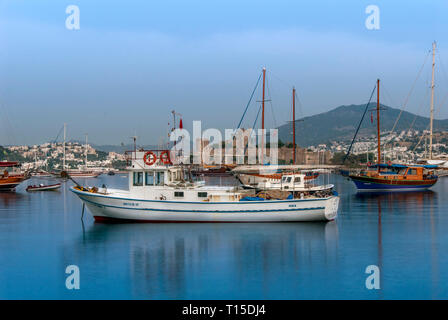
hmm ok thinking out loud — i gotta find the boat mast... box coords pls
[261,67,266,164]
[376,79,381,170]
[429,41,436,160]
[63,123,66,170]
[292,86,296,165]
[85,133,88,169]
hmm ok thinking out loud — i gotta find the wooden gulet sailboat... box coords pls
[348,79,438,192]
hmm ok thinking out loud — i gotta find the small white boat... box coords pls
[237,170,319,188]
[53,170,101,178]
[256,173,334,194]
[70,151,339,222]
[66,170,101,178]
[26,183,61,192]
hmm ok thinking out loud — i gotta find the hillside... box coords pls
[278,103,448,147]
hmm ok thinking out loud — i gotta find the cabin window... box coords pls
[145,172,154,186]
[198,192,208,198]
[174,191,184,197]
[156,172,165,185]
[282,177,287,182]
[408,169,417,175]
[294,177,301,183]
[133,172,143,186]
[286,177,292,183]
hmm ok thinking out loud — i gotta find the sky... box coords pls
[1,0,448,145]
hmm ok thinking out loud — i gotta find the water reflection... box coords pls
[0,192,26,207]
[3,174,447,299]
[67,222,339,299]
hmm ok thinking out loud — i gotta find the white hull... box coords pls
[27,184,61,191]
[71,187,339,222]
[68,173,101,178]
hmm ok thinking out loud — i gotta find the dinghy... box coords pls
[26,183,61,192]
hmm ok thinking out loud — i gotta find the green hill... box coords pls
[278,103,448,147]
[0,146,26,162]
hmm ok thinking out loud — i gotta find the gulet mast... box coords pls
[261,67,266,164]
[63,123,66,170]
[85,133,88,169]
[376,79,381,171]
[292,87,296,165]
[429,41,436,160]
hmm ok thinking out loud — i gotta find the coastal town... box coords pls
[3,142,126,172]
[3,127,448,172]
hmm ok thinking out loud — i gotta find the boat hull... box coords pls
[0,175,27,191]
[71,187,339,222]
[26,184,61,191]
[349,175,438,192]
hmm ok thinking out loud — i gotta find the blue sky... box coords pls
[0,0,448,145]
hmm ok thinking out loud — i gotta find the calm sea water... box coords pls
[0,173,447,299]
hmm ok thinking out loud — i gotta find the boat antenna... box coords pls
[429,41,436,160]
[130,134,138,159]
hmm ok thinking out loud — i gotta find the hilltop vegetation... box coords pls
[278,103,448,147]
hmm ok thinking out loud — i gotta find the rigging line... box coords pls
[294,90,305,120]
[412,91,448,152]
[243,104,262,155]
[342,83,377,164]
[252,104,262,131]
[408,90,429,133]
[436,48,448,86]
[236,72,262,130]
[382,84,397,108]
[386,50,431,139]
[269,71,294,89]
[52,125,64,143]
[266,75,277,129]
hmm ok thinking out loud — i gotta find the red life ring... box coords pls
[143,151,157,166]
[160,150,172,165]
[367,161,372,167]
[387,161,392,166]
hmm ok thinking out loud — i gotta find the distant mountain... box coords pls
[278,103,448,147]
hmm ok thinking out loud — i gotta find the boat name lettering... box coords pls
[123,202,139,206]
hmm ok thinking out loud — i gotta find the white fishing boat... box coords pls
[70,150,339,222]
